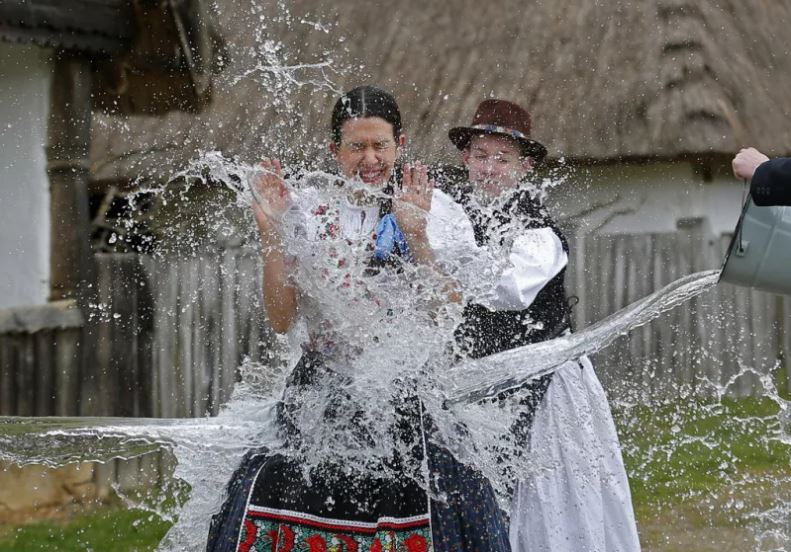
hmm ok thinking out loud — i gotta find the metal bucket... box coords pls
[720,197,791,295]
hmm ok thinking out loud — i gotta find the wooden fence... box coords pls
[567,219,791,399]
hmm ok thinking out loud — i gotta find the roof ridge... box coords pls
[649,0,732,147]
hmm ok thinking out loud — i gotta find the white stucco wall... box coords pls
[0,42,52,309]
[545,161,745,236]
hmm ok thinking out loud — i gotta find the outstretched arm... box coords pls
[751,157,791,207]
[732,147,769,181]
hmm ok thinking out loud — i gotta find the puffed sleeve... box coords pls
[427,189,567,310]
[480,227,568,311]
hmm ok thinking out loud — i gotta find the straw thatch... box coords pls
[91,0,791,185]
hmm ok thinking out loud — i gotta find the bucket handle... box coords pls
[735,179,749,255]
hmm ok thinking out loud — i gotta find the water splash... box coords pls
[444,269,722,405]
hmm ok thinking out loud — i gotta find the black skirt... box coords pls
[206,351,512,552]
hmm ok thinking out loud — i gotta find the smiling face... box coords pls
[463,134,533,200]
[330,117,405,188]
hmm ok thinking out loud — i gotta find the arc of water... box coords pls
[443,269,722,407]
[0,411,279,467]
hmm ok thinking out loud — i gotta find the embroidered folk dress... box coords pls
[206,186,512,552]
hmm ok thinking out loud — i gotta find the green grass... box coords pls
[616,396,791,507]
[0,506,171,552]
[614,396,791,550]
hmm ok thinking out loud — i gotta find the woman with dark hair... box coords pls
[206,86,510,552]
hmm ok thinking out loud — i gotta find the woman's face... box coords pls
[331,117,405,188]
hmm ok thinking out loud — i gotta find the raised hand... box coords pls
[394,161,434,238]
[250,158,291,234]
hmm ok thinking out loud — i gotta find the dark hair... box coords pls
[330,86,402,144]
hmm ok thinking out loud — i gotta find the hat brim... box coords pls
[448,127,547,162]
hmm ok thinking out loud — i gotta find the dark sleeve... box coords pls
[751,158,791,206]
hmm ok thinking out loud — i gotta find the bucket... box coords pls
[720,196,791,295]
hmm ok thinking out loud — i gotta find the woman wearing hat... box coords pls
[430,99,641,552]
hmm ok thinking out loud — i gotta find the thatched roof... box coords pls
[0,0,224,115]
[91,0,791,185]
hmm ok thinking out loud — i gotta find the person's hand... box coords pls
[732,147,769,180]
[394,162,433,238]
[250,158,291,235]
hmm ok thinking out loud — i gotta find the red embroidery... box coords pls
[335,534,359,552]
[369,538,383,552]
[313,205,329,216]
[239,520,258,552]
[267,524,295,551]
[404,534,428,552]
[305,534,327,552]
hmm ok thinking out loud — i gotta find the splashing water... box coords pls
[444,269,723,406]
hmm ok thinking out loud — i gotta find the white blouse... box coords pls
[427,189,568,311]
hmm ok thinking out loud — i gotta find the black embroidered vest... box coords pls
[449,185,572,359]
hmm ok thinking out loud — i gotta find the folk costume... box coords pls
[443,100,642,552]
[206,181,512,552]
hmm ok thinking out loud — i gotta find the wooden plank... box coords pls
[748,289,780,396]
[114,456,141,494]
[54,328,80,416]
[735,287,756,397]
[140,256,159,417]
[110,255,140,417]
[137,451,162,489]
[0,335,16,415]
[569,233,587,332]
[158,257,182,418]
[627,234,651,389]
[16,334,36,416]
[0,300,83,333]
[218,247,239,410]
[33,331,54,416]
[178,256,198,417]
[653,233,678,396]
[194,254,218,416]
[92,255,115,416]
[135,256,156,417]
[128,256,143,417]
